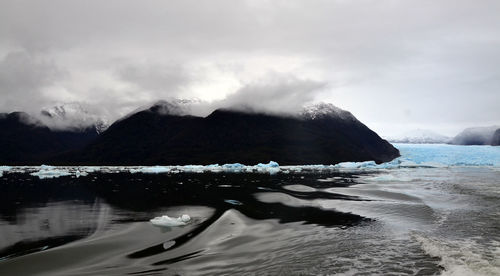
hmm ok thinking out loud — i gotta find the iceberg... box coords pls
[256,161,279,168]
[150,214,191,227]
[222,163,245,172]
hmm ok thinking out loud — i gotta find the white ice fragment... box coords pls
[150,214,191,227]
[181,165,205,173]
[222,163,245,172]
[254,161,280,174]
[256,161,279,168]
[180,214,191,222]
[131,166,171,174]
[334,161,377,169]
[74,170,88,178]
[0,166,11,177]
[30,166,72,179]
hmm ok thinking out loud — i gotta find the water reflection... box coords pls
[0,171,365,261]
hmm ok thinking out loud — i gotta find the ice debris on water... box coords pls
[130,166,170,174]
[27,165,94,179]
[30,165,72,179]
[150,214,191,227]
[2,144,500,178]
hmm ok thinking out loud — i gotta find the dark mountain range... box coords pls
[0,102,399,165]
[0,112,98,165]
[450,126,500,146]
[52,102,399,165]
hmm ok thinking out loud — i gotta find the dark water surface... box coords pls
[0,168,499,275]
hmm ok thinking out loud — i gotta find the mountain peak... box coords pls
[301,103,354,120]
[451,125,500,145]
[147,99,193,116]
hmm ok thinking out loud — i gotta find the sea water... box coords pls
[0,144,499,275]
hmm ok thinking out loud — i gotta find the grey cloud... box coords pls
[219,74,327,115]
[116,62,194,96]
[0,0,499,136]
[0,51,65,111]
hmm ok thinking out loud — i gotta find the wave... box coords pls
[413,234,500,276]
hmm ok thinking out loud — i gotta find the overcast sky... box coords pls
[1,0,499,136]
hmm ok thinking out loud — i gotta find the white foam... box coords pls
[150,214,191,227]
[364,174,414,182]
[414,234,500,276]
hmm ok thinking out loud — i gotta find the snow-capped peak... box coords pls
[39,102,109,133]
[148,99,195,116]
[301,103,354,120]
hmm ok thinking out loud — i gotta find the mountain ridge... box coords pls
[1,101,400,165]
[54,102,399,165]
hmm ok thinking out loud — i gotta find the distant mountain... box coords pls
[491,129,500,146]
[0,112,98,164]
[54,102,399,165]
[450,126,500,146]
[387,129,451,144]
[40,103,109,134]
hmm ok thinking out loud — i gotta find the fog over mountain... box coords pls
[1,0,499,136]
[450,126,500,146]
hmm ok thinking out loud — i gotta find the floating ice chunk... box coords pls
[74,170,88,178]
[131,166,171,174]
[181,165,205,173]
[31,166,72,179]
[334,161,377,169]
[222,163,245,172]
[256,161,279,168]
[254,161,280,174]
[0,166,11,177]
[150,214,191,227]
[224,199,243,205]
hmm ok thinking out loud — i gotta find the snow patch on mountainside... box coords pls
[301,103,355,120]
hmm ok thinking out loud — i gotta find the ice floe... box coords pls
[150,214,191,227]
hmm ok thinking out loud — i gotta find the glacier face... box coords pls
[386,129,451,144]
